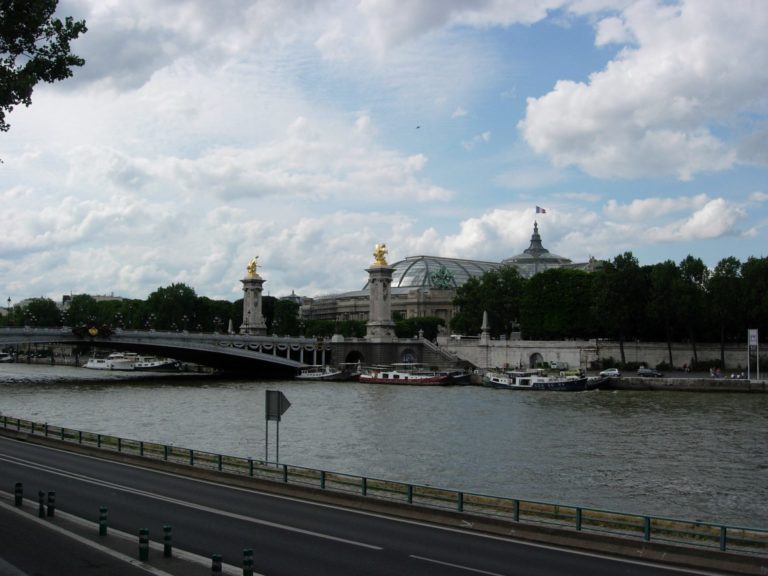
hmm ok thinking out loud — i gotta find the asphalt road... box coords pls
[0,436,727,576]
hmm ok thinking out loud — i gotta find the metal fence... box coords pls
[2,414,766,556]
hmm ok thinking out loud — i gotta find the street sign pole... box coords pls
[265,390,291,465]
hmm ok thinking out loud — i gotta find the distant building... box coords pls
[300,222,602,325]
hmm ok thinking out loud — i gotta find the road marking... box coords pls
[0,499,179,576]
[410,554,507,575]
[0,452,383,551]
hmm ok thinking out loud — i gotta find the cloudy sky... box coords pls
[2,0,767,304]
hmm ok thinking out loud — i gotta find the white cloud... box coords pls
[462,131,491,151]
[452,106,468,118]
[519,0,768,180]
[646,199,746,242]
[604,194,710,220]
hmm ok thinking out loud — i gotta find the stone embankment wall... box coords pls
[439,338,763,372]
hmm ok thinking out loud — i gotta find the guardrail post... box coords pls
[513,499,520,522]
[78,430,82,444]
[248,458,254,477]
[14,483,23,506]
[163,525,172,557]
[282,464,288,483]
[164,445,169,461]
[575,507,582,531]
[458,492,464,512]
[218,454,223,471]
[60,428,65,440]
[46,491,56,517]
[320,470,326,489]
[31,422,35,435]
[362,477,367,496]
[139,528,149,561]
[38,491,45,518]
[190,449,194,466]
[719,526,727,551]
[643,516,651,541]
[117,437,122,452]
[97,434,101,448]
[44,423,49,437]
[211,553,222,575]
[243,548,254,576]
[140,441,144,457]
[99,506,108,536]
[407,485,413,504]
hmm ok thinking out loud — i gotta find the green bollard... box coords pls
[99,506,108,536]
[38,491,45,518]
[139,528,149,561]
[14,483,23,507]
[46,491,56,517]
[211,553,222,575]
[243,548,254,576]
[163,525,172,558]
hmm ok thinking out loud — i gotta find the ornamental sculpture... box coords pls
[372,243,388,266]
[246,255,260,278]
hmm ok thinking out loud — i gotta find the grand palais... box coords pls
[299,222,602,325]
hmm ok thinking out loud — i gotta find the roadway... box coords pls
[0,436,731,576]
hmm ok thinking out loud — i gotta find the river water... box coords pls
[1,364,766,527]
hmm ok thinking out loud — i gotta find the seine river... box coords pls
[1,364,766,528]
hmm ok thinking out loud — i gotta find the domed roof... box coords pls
[364,255,499,290]
[501,221,571,278]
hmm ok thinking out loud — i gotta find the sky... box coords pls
[2,0,767,305]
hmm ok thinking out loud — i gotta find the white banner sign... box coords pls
[748,328,758,348]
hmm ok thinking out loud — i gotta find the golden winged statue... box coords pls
[246,256,260,278]
[372,243,388,266]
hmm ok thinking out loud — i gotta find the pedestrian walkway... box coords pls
[0,495,251,576]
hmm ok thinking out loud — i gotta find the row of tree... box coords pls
[1,283,447,341]
[4,253,765,366]
[450,253,768,366]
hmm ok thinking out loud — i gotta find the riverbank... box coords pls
[600,376,767,392]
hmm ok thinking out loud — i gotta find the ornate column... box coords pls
[240,256,267,335]
[365,243,396,341]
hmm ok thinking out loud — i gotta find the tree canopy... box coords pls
[0,0,87,132]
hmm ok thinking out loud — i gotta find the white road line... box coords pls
[0,499,179,576]
[0,453,383,551]
[410,554,507,576]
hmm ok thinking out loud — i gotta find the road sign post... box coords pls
[265,390,290,465]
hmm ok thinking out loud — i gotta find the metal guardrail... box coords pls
[2,415,766,556]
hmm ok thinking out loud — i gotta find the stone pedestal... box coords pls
[240,276,267,335]
[365,265,396,341]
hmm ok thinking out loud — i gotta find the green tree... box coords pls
[741,256,768,338]
[19,297,60,326]
[145,283,197,330]
[1,0,87,132]
[451,266,525,337]
[519,268,595,339]
[679,255,709,366]
[707,256,742,366]
[646,261,681,367]
[594,252,645,364]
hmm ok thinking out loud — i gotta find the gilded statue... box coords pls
[246,256,260,278]
[372,243,388,266]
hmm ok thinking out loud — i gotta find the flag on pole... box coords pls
[536,206,547,214]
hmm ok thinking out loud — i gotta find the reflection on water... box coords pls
[1,364,766,526]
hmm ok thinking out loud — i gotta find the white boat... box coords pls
[296,365,346,381]
[482,369,597,392]
[84,352,179,371]
[83,352,138,371]
[358,365,450,385]
[133,356,181,371]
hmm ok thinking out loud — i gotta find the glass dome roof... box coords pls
[364,255,499,290]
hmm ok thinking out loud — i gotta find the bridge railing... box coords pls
[2,414,766,557]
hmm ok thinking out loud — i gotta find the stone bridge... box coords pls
[0,328,462,378]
